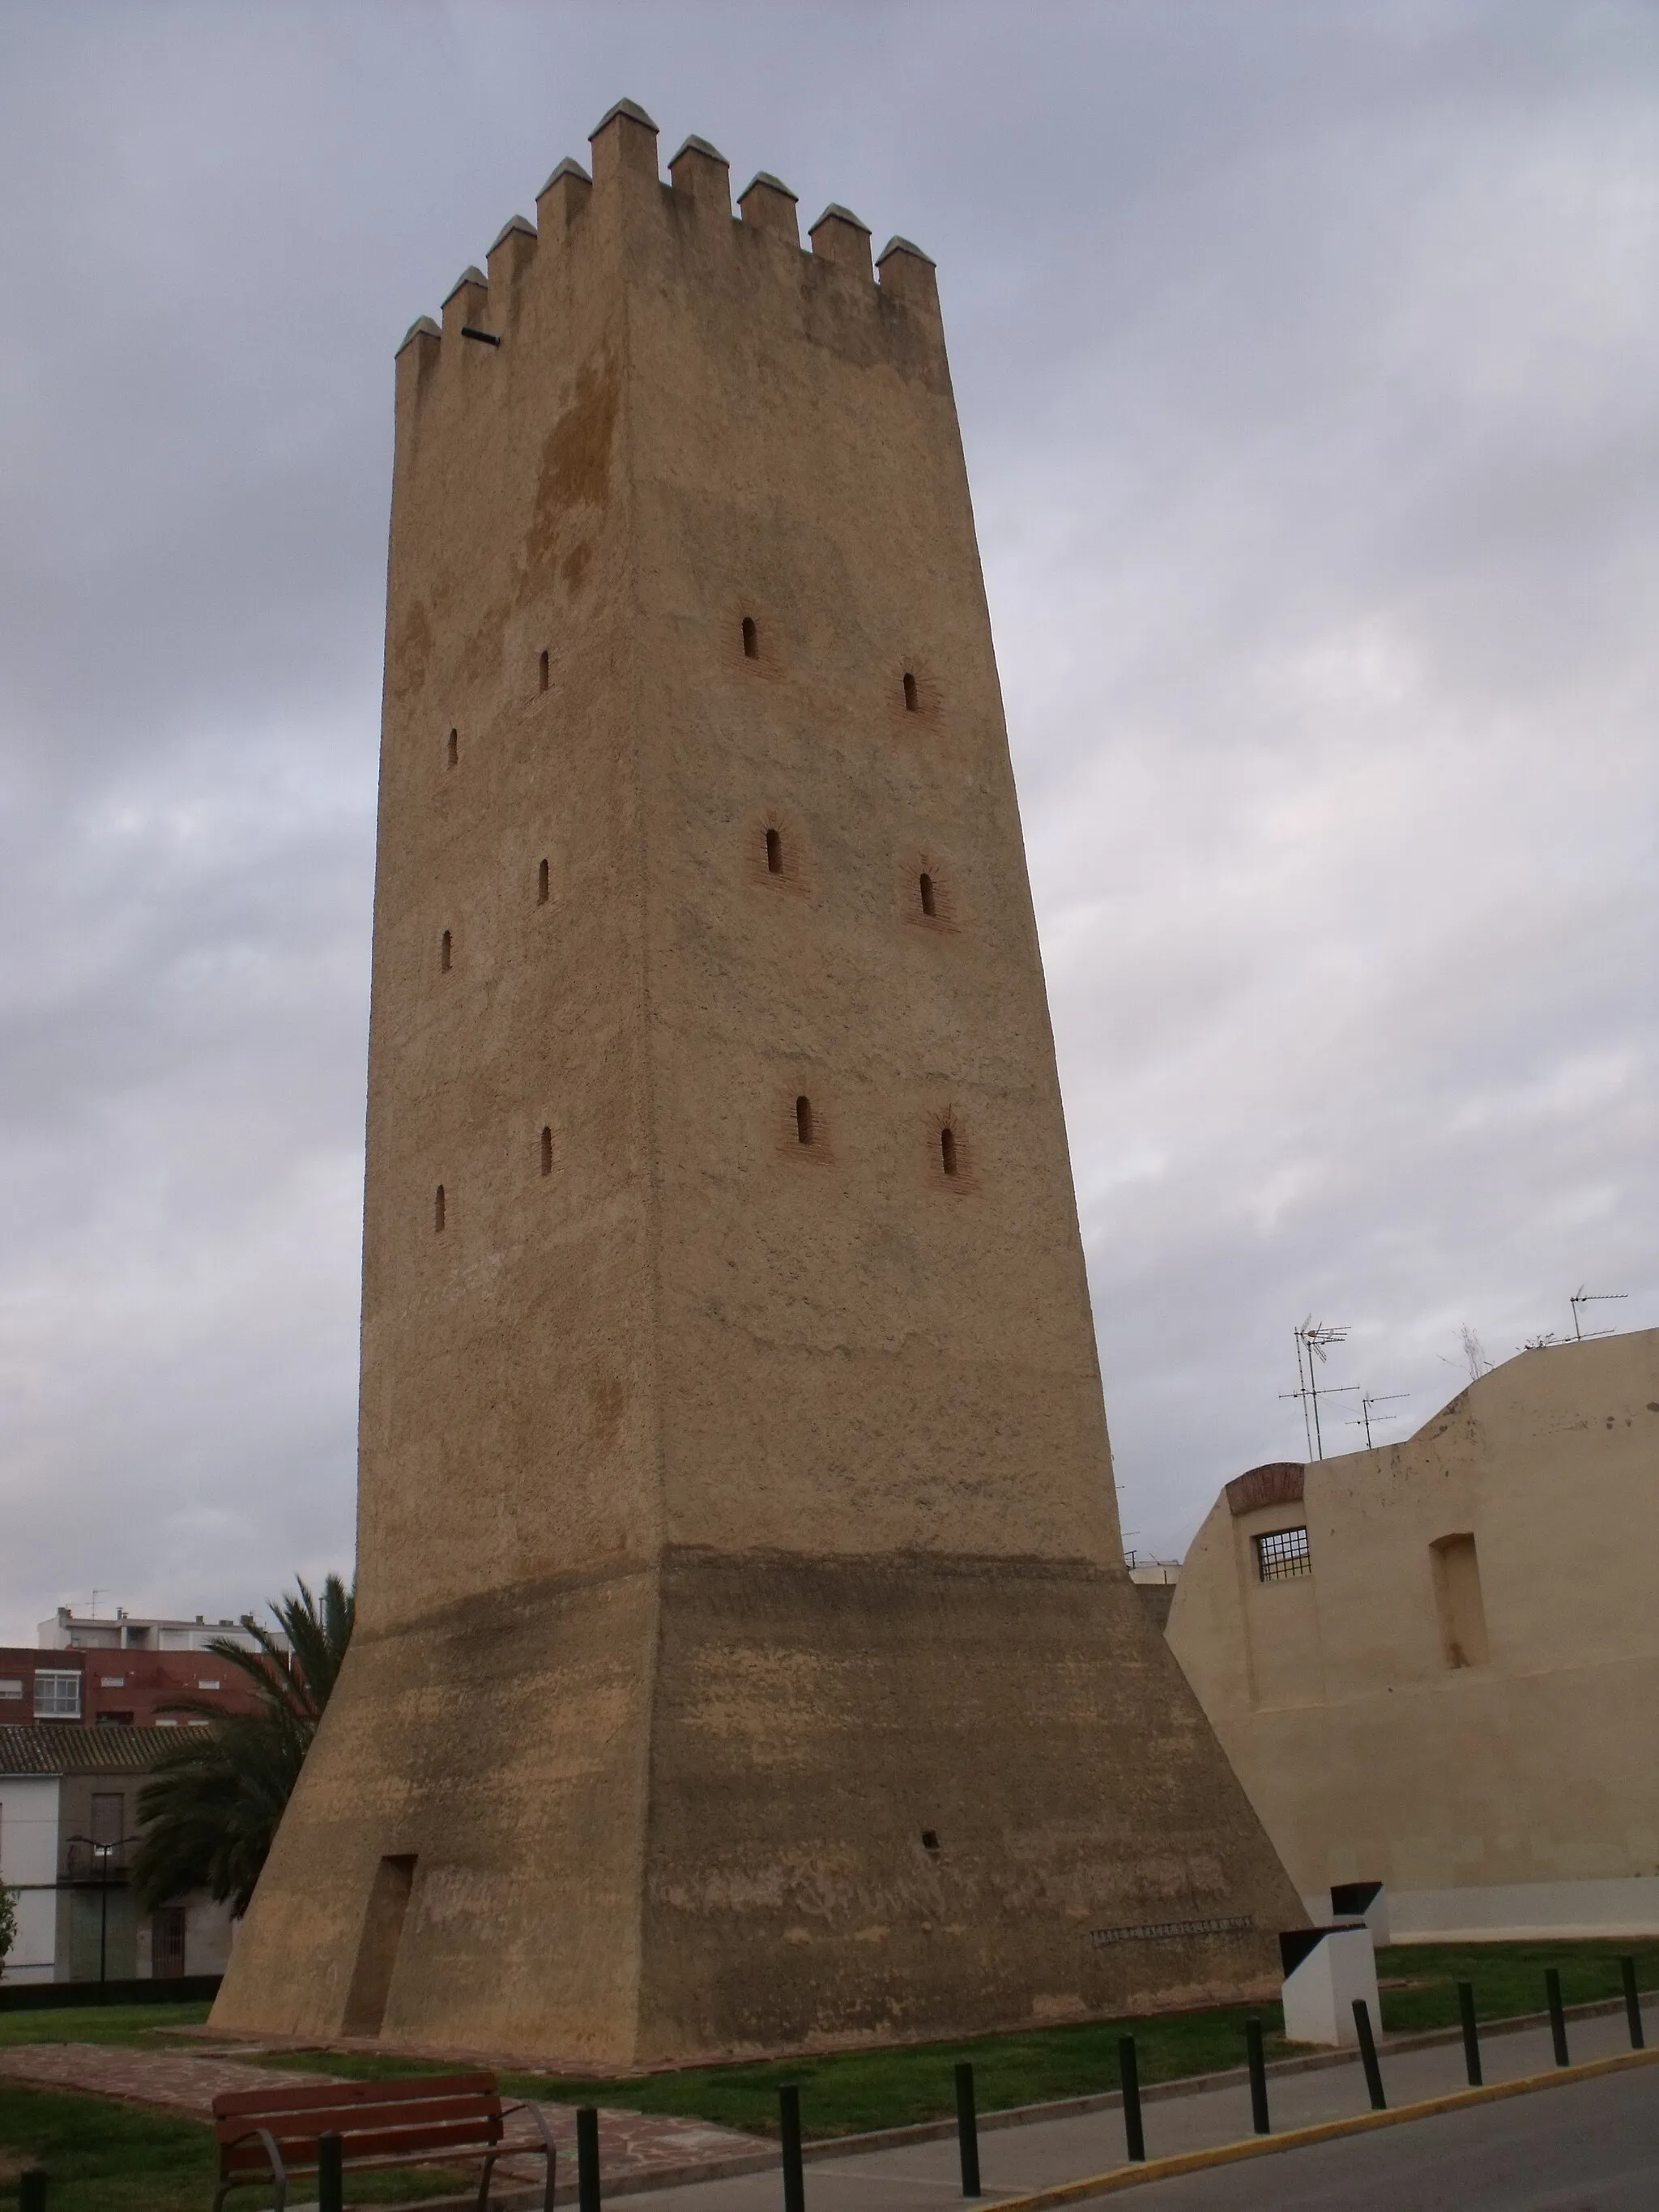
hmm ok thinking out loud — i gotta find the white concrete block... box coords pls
[1281,1925,1380,2048]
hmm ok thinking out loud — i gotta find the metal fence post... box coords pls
[1119,2035,1145,2163]
[18,2169,48,2212]
[1246,2017,1270,2134]
[1545,1967,1569,2067]
[779,2083,805,2212]
[1352,1999,1386,2110]
[953,2061,981,2197]
[318,2130,344,2212]
[1620,1956,1644,2050]
[577,2104,602,2212]
[1458,1980,1482,2086]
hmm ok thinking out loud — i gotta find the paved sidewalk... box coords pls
[612,1997,1658,2212]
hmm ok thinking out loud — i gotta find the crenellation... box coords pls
[536,157,592,237]
[588,96,659,196]
[808,203,874,282]
[441,265,488,340]
[396,314,441,359]
[876,236,940,316]
[668,134,731,216]
[737,171,800,245]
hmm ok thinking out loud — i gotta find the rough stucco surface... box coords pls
[1166,1330,1659,1920]
[213,108,1303,2066]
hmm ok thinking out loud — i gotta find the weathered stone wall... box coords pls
[215,100,1303,2064]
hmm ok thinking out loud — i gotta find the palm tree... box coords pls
[132,1575,354,1917]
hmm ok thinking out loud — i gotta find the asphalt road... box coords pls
[1110,2064,1659,2210]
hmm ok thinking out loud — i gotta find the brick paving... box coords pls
[0,2041,764,2191]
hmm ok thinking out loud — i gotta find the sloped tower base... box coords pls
[220,1556,1299,2062]
[215,100,1304,2063]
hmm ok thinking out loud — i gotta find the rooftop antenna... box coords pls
[87,1589,104,1619]
[1351,1390,1409,1450]
[1279,1319,1358,1460]
[1569,1287,1627,1342]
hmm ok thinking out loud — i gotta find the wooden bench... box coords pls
[211,2069,556,2210]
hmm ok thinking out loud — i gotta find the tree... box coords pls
[132,1574,354,1918]
[0,1880,18,1975]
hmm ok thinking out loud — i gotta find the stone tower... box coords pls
[214,101,1303,2065]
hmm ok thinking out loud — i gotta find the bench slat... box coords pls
[212,2069,497,2120]
[216,2092,501,2146]
[220,2115,513,2172]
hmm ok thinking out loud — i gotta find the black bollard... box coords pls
[1119,2035,1145,2163]
[1246,2017,1270,2134]
[1620,1956,1644,2050]
[953,2061,982,2197]
[1546,1967,1570,2067]
[19,2170,48,2212]
[1458,1980,1483,2086]
[1352,1999,1386,2111]
[779,2083,805,2212]
[318,2130,344,2212]
[577,2104,602,2212]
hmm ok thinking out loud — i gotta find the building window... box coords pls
[919,872,936,917]
[446,727,458,769]
[539,649,550,692]
[921,1829,941,1852]
[0,1678,23,1702]
[940,1126,958,1177]
[100,1675,126,1688]
[766,827,783,875]
[34,1669,82,1720]
[1255,1527,1311,1582]
[197,1678,221,1691]
[538,858,549,904]
[795,1095,814,1145]
[540,1126,552,1177]
[434,1184,446,1234]
[903,670,919,712]
[440,928,452,973]
[152,1905,188,1979]
[742,615,758,660]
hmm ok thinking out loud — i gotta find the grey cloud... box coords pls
[1,0,1655,1632]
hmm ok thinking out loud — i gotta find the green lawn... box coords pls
[0,2001,215,2052]
[234,1938,1659,2142]
[0,2081,514,2212]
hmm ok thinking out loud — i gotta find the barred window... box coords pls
[1255,1526,1311,1582]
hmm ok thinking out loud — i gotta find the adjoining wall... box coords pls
[1166,1332,1659,1941]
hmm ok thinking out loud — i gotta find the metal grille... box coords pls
[1090,1915,1255,1946]
[1255,1525,1311,1581]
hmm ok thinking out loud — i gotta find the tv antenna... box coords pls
[1569,1287,1627,1342]
[1351,1390,1409,1449]
[1280,1319,1358,1460]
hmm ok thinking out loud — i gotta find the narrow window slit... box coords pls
[940,1126,958,1177]
[446,728,458,769]
[538,858,549,904]
[538,649,549,693]
[766,828,783,876]
[902,671,919,713]
[795,1095,814,1146]
[919,872,936,918]
[440,929,452,973]
[540,1126,552,1178]
[434,1184,446,1233]
[742,616,758,660]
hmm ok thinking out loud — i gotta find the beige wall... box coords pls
[1166,1331,1659,1938]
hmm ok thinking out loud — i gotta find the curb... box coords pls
[979,2045,1659,2208]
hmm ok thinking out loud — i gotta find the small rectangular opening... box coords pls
[446,728,458,769]
[1254,1526,1311,1582]
[538,649,550,692]
[742,615,758,660]
[341,1853,416,2037]
[538,858,549,904]
[1431,1533,1489,1667]
[902,670,919,712]
[795,1094,813,1145]
[766,827,783,875]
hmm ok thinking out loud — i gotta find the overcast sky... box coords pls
[1,1,1654,1642]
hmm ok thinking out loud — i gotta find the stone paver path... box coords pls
[0,2042,763,2192]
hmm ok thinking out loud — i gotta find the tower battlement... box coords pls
[395,99,940,390]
